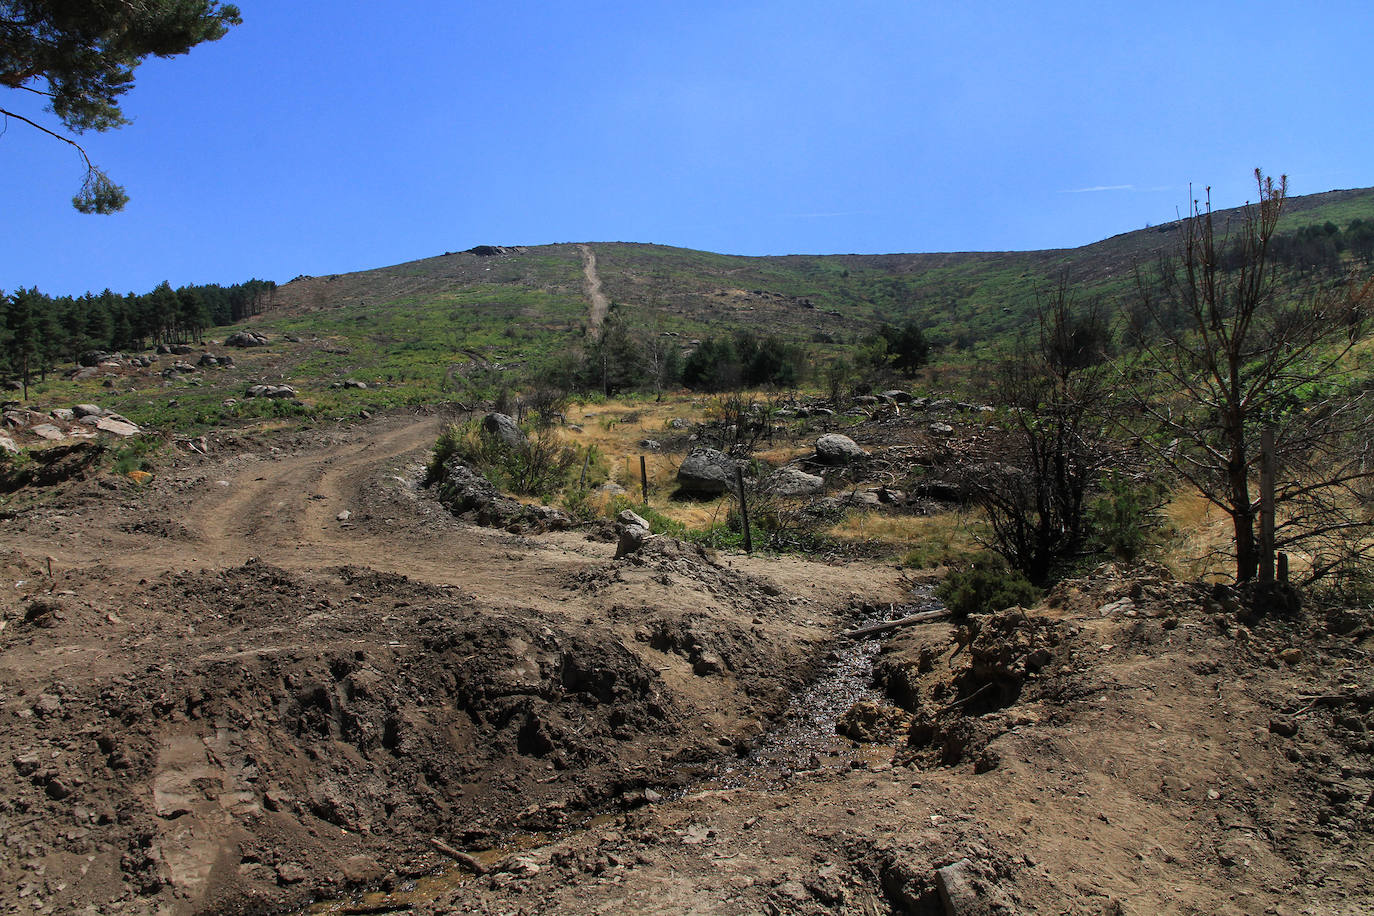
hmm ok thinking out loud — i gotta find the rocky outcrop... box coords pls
[225,331,270,348]
[246,384,297,399]
[432,461,569,532]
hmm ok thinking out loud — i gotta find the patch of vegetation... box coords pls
[109,435,162,475]
[431,419,581,500]
[1087,472,1168,563]
[936,556,1042,620]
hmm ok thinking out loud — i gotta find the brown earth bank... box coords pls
[0,411,1370,915]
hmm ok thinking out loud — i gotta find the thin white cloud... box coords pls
[1061,184,1136,194]
[781,210,871,220]
[1060,184,1176,194]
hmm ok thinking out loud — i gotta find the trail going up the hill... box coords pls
[579,243,609,336]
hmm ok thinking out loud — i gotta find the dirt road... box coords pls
[579,244,610,336]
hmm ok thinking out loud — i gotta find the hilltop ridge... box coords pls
[270,186,1374,353]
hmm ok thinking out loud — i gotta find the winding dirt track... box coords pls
[17,412,873,613]
[22,415,632,614]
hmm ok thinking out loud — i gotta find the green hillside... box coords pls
[272,185,1374,362]
[7,186,1373,434]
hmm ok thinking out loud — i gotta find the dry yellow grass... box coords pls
[1156,488,1269,582]
[555,395,734,527]
[828,510,988,567]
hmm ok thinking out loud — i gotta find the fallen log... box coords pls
[429,837,489,875]
[843,608,950,639]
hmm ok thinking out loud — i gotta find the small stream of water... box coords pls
[303,586,941,914]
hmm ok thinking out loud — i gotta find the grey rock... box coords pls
[929,422,955,436]
[50,408,75,422]
[765,466,825,496]
[72,403,103,418]
[94,417,140,437]
[815,434,867,465]
[615,510,652,558]
[617,509,650,529]
[676,448,737,496]
[880,389,914,403]
[616,523,651,558]
[0,435,17,454]
[481,412,526,451]
[639,438,662,450]
[935,859,992,916]
[30,424,66,441]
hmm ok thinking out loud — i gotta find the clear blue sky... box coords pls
[4,0,1371,297]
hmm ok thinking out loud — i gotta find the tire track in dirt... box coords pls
[189,417,436,556]
[579,243,609,336]
[171,416,605,609]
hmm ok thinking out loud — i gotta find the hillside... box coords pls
[271,186,1374,358]
[2,187,1372,915]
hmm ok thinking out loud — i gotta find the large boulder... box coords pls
[676,448,737,496]
[481,412,526,451]
[815,433,868,465]
[764,466,825,497]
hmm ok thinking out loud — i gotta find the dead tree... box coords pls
[1120,170,1373,586]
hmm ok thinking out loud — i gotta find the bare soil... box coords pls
[1,412,1370,915]
[579,245,610,336]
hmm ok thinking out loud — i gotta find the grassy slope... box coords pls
[14,188,1374,435]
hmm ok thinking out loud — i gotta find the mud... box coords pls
[1,412,1371,915]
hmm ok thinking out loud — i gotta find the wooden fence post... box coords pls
[1260,427,1276,583]
[735,466,753,554]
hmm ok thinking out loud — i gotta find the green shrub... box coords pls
[426,423,466,484]
[428,419,579,500]
[1088,472,1166,562]
[110,436,160,475]
[936,556,1042,620]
